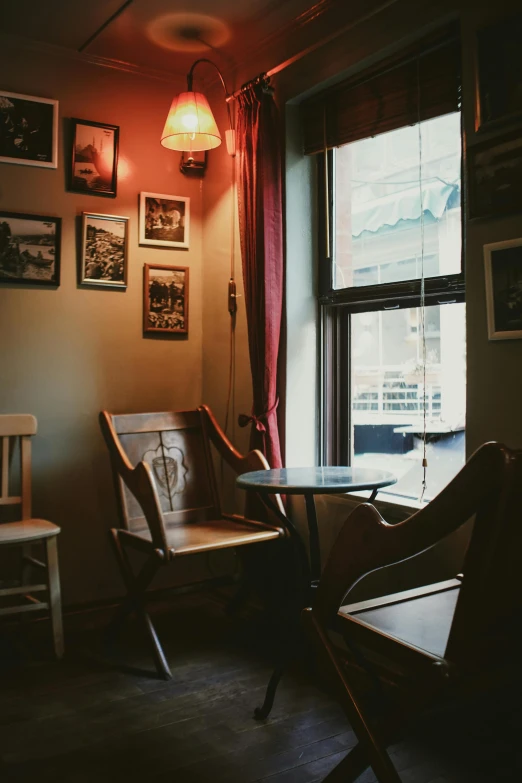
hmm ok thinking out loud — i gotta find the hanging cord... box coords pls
[417,59,428,502]
[219,142,238,521]
[323,106,330,260]
[224,135,237,440]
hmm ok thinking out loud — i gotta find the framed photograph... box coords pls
[468,129,522,220]
[484,238,522,340]
[81,212,128,288]
[70,119,119,197]
[0,211,60,286]
[0,90,58,168]
[143,264,189,334]
[139,192,189,249]
[475,14,522,131]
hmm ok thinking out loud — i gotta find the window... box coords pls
[307,28,465,503]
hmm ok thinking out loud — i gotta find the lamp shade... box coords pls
[161,91,221,152]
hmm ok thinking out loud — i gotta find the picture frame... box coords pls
[0,90,58,168]
[484,238,522,340]
[80,212,129,288]
[475,14,522,132]
[143,264,189,334]
[468,129,522,220]
[0,211,61,286]
[139,192,189,249]
[70,118,119,197]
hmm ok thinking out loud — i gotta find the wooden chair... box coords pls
[99,404,286,679]
[302,442,522,783]
[0,415,63,658]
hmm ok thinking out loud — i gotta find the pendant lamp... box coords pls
[161,58,235,156]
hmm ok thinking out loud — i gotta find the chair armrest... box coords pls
[199,404,245,473]
[199,404,271,475]
[199,404,286,522]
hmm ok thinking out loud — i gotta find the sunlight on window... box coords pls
[334,113,462,290]
[334,112,465,502]
[351,304,465,502]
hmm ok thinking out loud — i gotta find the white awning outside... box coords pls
[352,180,459,238]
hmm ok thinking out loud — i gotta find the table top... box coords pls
[236,466,397,495]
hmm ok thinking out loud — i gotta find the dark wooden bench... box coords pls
[303,441,522,782]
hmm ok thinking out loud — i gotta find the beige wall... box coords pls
[201,97,253,512]
[0,44,205,604]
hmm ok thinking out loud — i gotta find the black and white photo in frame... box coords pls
[468,130,522,220]
[139,192,189,249]
[475,13,522,131]
[0,91,58,168]
[143,264,189,334]
[0,211,61,286]
[70,119,119,197]
[80,212,129,288]
[484,238,522,340]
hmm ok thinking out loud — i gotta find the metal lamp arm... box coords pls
[187,58,234,133]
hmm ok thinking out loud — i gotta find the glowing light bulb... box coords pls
[182,113,198,130]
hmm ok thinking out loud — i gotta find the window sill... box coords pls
[327,489,427,522]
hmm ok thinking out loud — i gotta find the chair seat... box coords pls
[340,581,460,658]
[0,519,60,544]
[129,515,283,556]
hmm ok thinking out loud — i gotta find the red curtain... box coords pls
[236,83,283,469]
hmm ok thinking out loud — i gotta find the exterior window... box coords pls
[320,113,465,503]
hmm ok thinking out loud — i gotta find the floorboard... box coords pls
[0,590,521,782]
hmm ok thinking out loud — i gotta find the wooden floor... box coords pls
[0,590,521,783]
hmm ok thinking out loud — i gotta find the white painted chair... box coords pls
[0,415,63,658]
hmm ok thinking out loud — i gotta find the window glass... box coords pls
[351,303,466,502]
[333,112,461,290]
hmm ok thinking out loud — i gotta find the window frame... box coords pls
[319,116,466,468]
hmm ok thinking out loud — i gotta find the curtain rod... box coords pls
[226,0,400,102]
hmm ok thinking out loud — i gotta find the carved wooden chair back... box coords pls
[100,406,278,555]
[102,409,221,542]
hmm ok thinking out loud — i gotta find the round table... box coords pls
[237,465,396,719]
[237,466,397,582]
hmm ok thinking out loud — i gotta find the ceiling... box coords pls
[0,0,343,82]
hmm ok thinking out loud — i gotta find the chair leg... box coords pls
[21,544,32,586]
[322,743,370,783]
[45,536,64,659]
[307,611,402,783]
[254,663,286,720]
[139,605,171,680]
[108,530,171,680]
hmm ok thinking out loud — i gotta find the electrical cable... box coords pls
[417,60,428,503]
[224,132,237,440]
